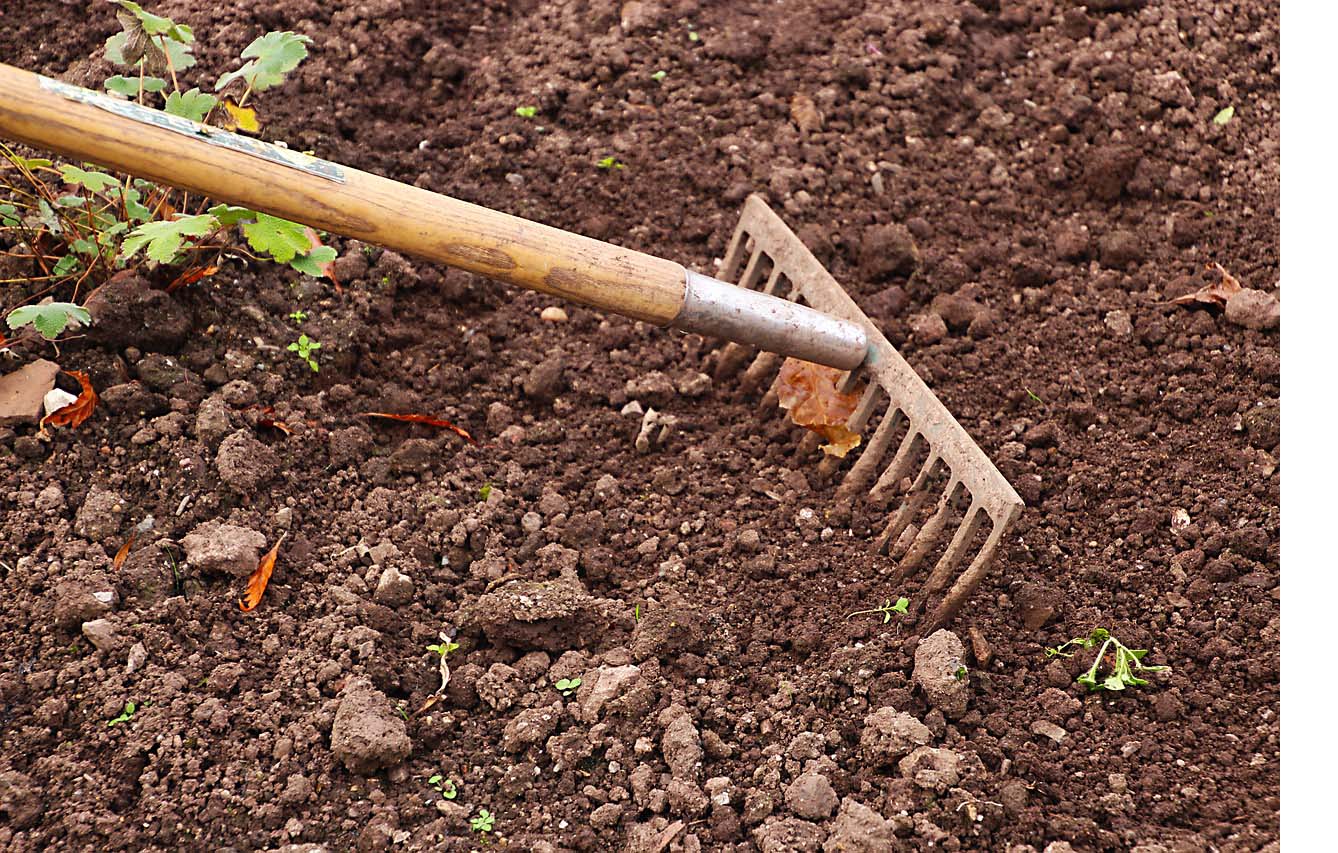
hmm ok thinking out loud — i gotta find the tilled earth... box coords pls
[0,1,1279,851]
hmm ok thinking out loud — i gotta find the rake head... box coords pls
[712,196,1024,632]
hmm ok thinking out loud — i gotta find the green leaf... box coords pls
[164,88,218,122]
[0,203,19,227]
[59,165,120,193]
[7,302,91,340]
[1212,105,1235,126]
[113,1,192,41]
[889,596,909,614]
[514,106,538,118]
[121,213,219,263]
[216,31,312,93]
[52,255,81,276]
[105,31,130,66]
[289,245,336,277]
[162,37,197,73]
[123,190,152,223]
[241,213,310,263]
[651,70,667,82]
[105,75,168,96]
[57,195,86,208]
[71,238,98,255]
[206,204,256,226]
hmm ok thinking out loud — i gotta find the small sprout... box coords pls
[954,665,968,681]
[1212,105,1235,126]
[555,677,582,697]
[596,156,626,170]
[6,302,91,341]
[651,70,667,82]
[1024,388,1043,404]
[428,773,458,800]
[287,334,321,372]
[108,700,141,726]
[634,603,641,622]
[288,309,308,323]
[471,808,495,834]
[479,482,493,501]
[514,105,538,118]
[688,30,700,42]
[395,702,408,720]
[426,639,460,659]
[847,596,910,624]
[1045,628,1169,692]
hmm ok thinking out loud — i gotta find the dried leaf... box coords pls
[112,531,138,570]
[363,412,477,445]
[239,531,286,612]
[166,264,220,293]
[219,97,260,134]
[39,370,98,433]
[301,227,340,290]
[775,358,864,457]
[1169,263,1243,308]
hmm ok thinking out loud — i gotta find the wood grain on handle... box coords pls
[0,63,686,324]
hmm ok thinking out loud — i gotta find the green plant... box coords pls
[0,3,332,322]
[5,302,91,341]
[596,156,626,170]
[1212,105,1235,126]
[1046,628,1170,692]
[514,105,538,118]
[651,70,667,82]
[470,808,495,834]
[426,638,460,659]
[954,665,968,681]
[554,677,582,697]
[478,482,493,501]
[287,333,321,372]
[427,773,458,800]
[107,700,141,726]
[847,597,909,624]
[287,309,308,323]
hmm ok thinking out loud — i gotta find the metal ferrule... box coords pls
[672,270,869,370]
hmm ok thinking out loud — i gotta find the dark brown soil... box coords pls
[0,1,1279,851]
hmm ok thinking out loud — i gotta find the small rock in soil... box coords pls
[823,797,898,852]
[74,487,127,540]
[100,382,169,417]
[860,708,931,765]
[912,629,971,718]
[540,306,568,322]
[1015,582,1062,629]
[625,370,677,406]
[931,293,984,331]
[84,271,191,352]
[215,429,278,492]
[861,223,920,280]
[1037,687,1082,720]
[461,570,616,652]
[330,679,412,775]
[523,357,565,403]
[1083,146,1140,202]
[1053,222,1091,261]
[373,565,414,607]
[1031,720,1069,743]
[193,396,233,446]
[1104,310,1134,337]
[181,521,268,577]
[1098,230,1145,269]
[897,746,961,791]
[660,704,703,780]
[754,818,825,853]
[578,664,642,723]
[81,618,121,653]
[785,771,838,820]
[1224,289,1280,331]
[53,577,116,629]
[909,313,947,345]
[0,359,60,426]
[476,663,525,711]
[502,702,562,753]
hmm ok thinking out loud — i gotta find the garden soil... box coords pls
[0,1,1279,851]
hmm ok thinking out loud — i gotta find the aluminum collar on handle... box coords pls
[672,270,869,370]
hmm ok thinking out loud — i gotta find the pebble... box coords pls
[330,679,412,775]
[81,618,121,653]
[1224,289,1280,331]
[373,566,414,608]
[1031,720,1069,743]
[784,771,837,819]
[540,306,569,322]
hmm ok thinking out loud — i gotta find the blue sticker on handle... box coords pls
[39,75,345,183]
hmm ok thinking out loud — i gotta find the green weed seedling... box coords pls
[287,334,321,372]
[287,309,308,323]
[471,808,495,835]
[5,302,90,341]
[847,596,909,624]
[596,156,626,170]
[651,70,667,82]
[426,638,459,659]
[1046,628,1170,692]
[514,106,538,118]
[427,773,457,800]
[478,483,493,502]
[108,700,143,726]
[554,677,581,697]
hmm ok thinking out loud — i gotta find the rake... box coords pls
[0,63,1022,629]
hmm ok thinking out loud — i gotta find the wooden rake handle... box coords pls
[0,62,685,324]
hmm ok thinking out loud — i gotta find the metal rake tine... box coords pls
[818,381,882,479]
[833,406,905,505]
[920,502,987,599]
[894,479,963,580]
[870,429,927,504]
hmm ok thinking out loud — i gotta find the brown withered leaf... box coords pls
[363,412,477,445]
[239,532,286,612]
[302,227,341,292]
[1169,262,1243,308]
[166,264,220,293]
[112,530,137,571]
[39,370,98,434]
[775,358,864,457]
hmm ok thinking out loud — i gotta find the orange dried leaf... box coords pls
[775,358,864,458]
[220,97,261,134]
[40,370,98,432]
[363,412,477,445]
[167,264,220,293]
[1170,262,1243,308]
[239,532,286,612]
[112,530,137,571]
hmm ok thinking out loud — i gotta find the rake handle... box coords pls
[0,62,685,324]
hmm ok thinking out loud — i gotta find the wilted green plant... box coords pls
[846,596,909,624]
[1046,628,1169,692]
